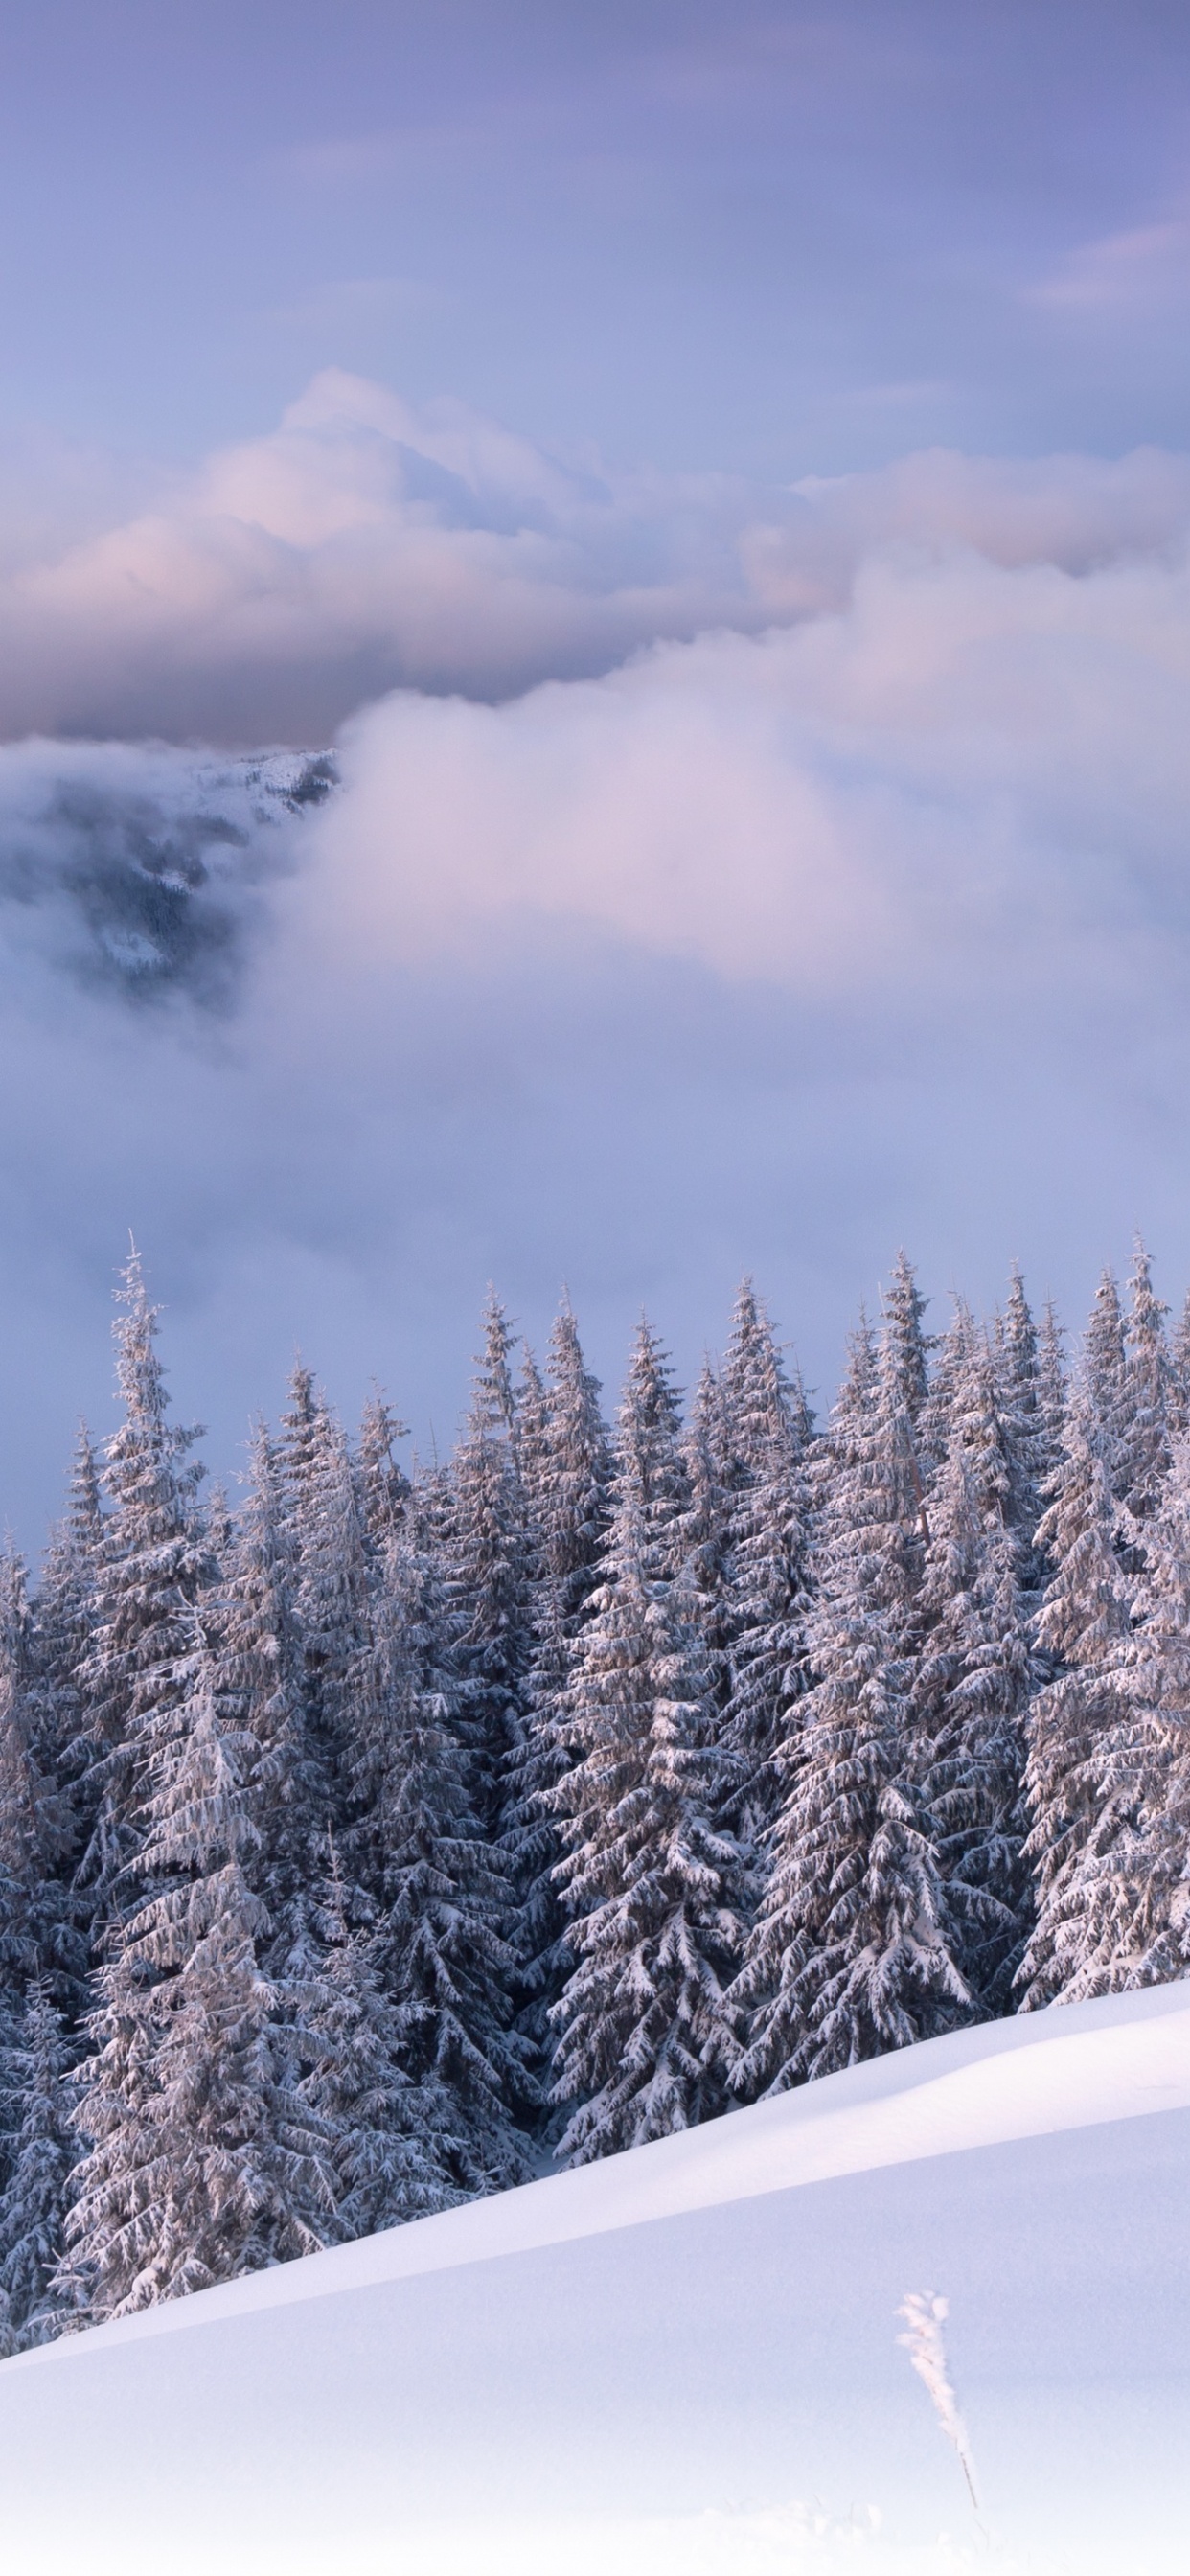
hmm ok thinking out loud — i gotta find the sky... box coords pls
[3,0,1190,1539]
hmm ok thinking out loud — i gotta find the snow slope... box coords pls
[2,1983,1187,2574]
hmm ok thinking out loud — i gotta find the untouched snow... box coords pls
[2,1983,1188,2571]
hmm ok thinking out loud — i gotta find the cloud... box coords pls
[1027,217,1190,313]
[0,373,765,742]
[297,532,1190,1007]
[3,375,1190,745]
[4,468,1190,1539]
[5,429,1190,1547]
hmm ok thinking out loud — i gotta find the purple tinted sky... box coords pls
[2,0,1189,472]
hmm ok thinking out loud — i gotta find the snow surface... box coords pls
[2,1982,1187,2573]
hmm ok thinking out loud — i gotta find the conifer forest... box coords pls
[2,1241,1188,2353]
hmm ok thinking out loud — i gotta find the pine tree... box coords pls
[1016,1394,1135,2009]
[550,1323,747,2160]
[360,1497,533,2194]
[355,1390,410,1569]
[221,1420,322,1978]
[291,1400,372,1829]
[0,1984,80,2349]
[299,1853,463,2241]
[446,1295,533,1842]
[1121,1239,1172,1526]
[913,1323,1037,2011]
[503,1307,611,2069]
[515,1343,550,1542]
[28,1426,103,1893]
[680,1358,733,1710]
[717,1281,814,1839]
[732,1285,969,2096]
[1082,1268,1133,1492]
[0,1549,76,2016]
[1037,1299,1068,1474]
[63,1633,330,2321]
[1032,1422,1190,1999]
[1169,1288,1190,1438]
[267,1368,376,1952]
[995,1269,1059,1579]
[75,1251,214,1925]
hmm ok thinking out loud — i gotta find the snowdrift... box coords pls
[2,1982,1188,2573]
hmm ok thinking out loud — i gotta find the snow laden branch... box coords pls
[896,2290,979,2510]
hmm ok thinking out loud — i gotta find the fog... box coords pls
[3,430,1189,1546]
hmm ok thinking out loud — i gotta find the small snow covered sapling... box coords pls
[896,2290,979,2510]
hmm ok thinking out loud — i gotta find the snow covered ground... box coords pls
[2,1982,1187,2574]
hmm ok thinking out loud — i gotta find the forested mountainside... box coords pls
[2,1242,1187,2350]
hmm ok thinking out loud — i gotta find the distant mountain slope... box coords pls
[0,741,334,1006]
[4,1983,1188,2574]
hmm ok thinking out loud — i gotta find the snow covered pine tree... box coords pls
[733,1262,970,2094]
[551,1323,748,2159]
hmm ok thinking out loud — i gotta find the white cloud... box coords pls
[3,375,1190,744]
[298,534,1190,1003]
[6,426,1190,1542]
[0,373,760,740]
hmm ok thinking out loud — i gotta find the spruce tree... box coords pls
[1121,1240,1172,1526]
[717,1281,814,1839]
[1037,1299,1069,1480]
[266,1368,377,1954]
[1082,1268,1133,1492]
[550,1323,747,2160]
[0,1549,76,2016]
[221,1420,322,1977]
[0,1984,80,2349]
[679,1358,733,1713]
[28,1426,103,1906]
[355,1391,410,1569]
[64,1633,330,2321]
[1016,1394,1134,2009]
[995,1268,1060,1580]
[732,1285,969,2096]
[291,1399,372,1830]
[446,1294,533,1842]
[359,1496,533,2194]
[503,1306,611,2070]
[1169,1288,1190,1438]
[1036,1422,1190,1998]
[75,1251,214,1926]
[300,1855,463,2240]
[913,1323,1037,2011]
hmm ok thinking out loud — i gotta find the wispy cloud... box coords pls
[1027,216,1190,311]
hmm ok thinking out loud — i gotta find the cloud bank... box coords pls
[3,372,1190,742]
[300,518,1190,1010]
[4,415,1190,1543]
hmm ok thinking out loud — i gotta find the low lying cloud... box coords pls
[3,372,1190,742]
[297,530,1190,1008]
[4,422,1190,1545]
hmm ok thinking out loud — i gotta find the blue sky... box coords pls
[3,1,1190,1538]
